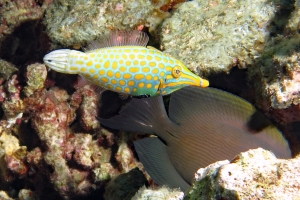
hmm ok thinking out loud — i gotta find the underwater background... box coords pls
[1,0,300,199]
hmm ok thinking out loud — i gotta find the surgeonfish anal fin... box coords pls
[98,96,171,135]
[83,30,149,52]
[134,137,190,191]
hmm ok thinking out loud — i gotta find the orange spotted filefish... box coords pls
[98,86,291,191]
[43,31,209,97]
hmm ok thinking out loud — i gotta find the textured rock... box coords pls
[0,59,18,80]
[247,0,300,113]
[0,0,48,42]
[104,168,148,200]
[132,186,184,200]
[43,0,168,47]
[160,0,277,75]
[186,148,300,199]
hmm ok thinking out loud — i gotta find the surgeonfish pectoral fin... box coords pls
[134,137,190,191]
[97,96,169,135]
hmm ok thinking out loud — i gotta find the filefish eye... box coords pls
[172,66,182,78]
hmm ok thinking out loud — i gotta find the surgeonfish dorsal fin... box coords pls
[83,30,149,52]
[134,137,190,191]
[98,96,171,136]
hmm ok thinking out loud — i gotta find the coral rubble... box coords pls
[43,0,169,47]
[132,186,184,200]
[0,0,49,42]
[186,148,300,199]
[0,63,145,199]
[160,0,277,75]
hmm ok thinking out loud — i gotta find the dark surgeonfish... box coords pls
[98,86,291,191]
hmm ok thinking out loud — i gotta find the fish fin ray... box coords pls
[118,93,129,100]
[134,137,190,191]
[169,86,291,158]
[83,30,149,52]
[77,75,105,93]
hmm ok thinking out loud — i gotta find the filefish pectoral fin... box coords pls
[134,137,190,191]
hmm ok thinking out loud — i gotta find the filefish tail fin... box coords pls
[134,137,190,191]
[98,96,168,134]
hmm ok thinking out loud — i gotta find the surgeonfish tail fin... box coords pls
[97,96,169,134]
[134,137,190,191]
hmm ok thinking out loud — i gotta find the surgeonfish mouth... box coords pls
[98,86,291,191]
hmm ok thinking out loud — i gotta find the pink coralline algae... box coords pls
[0,63,145,199]
[1,74,24,128]
[71,82,101,131]
[0,0,52,41]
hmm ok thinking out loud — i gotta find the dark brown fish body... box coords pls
[99,86,291,191]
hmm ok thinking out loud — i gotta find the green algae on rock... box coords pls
[23,64,47,97]
[43,0,168,47]
[132,186,184,200]
[0,60,18,80]
[247,0,300,112]
[0,0,48,42]
[249,36,300,111]
[160,0,278,75]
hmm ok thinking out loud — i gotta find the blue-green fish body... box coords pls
[43,31,209,96]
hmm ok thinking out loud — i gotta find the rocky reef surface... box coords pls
[1,0,300,199]
[186,148,300,200]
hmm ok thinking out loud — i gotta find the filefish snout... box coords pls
[43,30,209,96]
[43,49,75,74]
[161,63,209,94]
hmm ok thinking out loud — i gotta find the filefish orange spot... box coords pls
[43,30,209,97]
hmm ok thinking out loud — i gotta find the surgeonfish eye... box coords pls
[172,66,182,78]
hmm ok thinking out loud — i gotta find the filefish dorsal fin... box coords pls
[83,30,149,52]
[134,137,190,191]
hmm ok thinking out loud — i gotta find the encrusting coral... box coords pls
[160,0,278,75]
[43,0,169,47]
[0,63,146,199]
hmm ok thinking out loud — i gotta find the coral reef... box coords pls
[247,0,300,118]
[43,0,169,47]
[0,63,146,199]
[249,36,300,112]
[104,167,148,200]
[1,0,300,199]
[0,59,18,79]
[71,83,100,131]
[0,0,49,42]
[186,148,300,199]
[23,63,47,97]
[160,0,278,75]
[132,186,184,200]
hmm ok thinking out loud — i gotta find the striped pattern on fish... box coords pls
[43,31,209,96]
